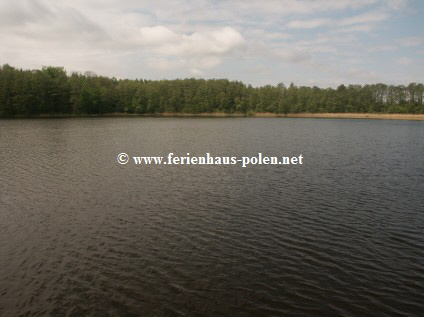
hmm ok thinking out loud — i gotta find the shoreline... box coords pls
[2,112,424,120]
[256,112,424,120]
[93,112,424,121]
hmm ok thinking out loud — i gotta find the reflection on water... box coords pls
[1,117,423,316]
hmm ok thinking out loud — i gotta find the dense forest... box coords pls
[0,64,423,117]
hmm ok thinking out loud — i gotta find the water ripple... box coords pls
[1,118,423,316]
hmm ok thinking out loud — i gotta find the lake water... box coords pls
[1,117,423,316]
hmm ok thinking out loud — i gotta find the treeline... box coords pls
[0,64,423,117]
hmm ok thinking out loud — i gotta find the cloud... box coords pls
[0,0,52,27]
[367,37,424,53]
[0,0,420,86]
[337,24,375,33]
[347,67,378,80]
[189,68,204,77]
[274,48,312,63]
[399,36,423,47]
[134,26,246,70]
[287,10,389,31]
[0,0,108,47]
[178,27,246,55]
[397,57,412,65]
[138,26,178,45]
[0,1,245,74]
[245,64,273,75]
[227,0,378,16]
[339,11,389,26]
[144,57,186,71]
[385,0,408,9]
[286,18,331,29]
[285,8,391,34]
[368,44,397,52]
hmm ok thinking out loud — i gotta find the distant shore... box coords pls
[254,112,424,120]
[143,112,424,120]
[3,112,424,120]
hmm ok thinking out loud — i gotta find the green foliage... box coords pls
[0,64,423,117]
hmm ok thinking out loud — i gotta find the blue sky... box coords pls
[0,0,422,87]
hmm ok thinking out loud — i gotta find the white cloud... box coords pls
[178,27,246,55]
[399,36,423,47]
[228,0,378,16]
[189,68,204,77]
[0,1,246,74]
[274,48,312,63]
[145,57,186,71]
[337,24,375,33]
[138,26,178,45]
[397,57,413,65]
[287,18,331,29]
[286,10,390,31]
[339,11,389,26]
[245,64,273,75]
[134,26,245,70]
[0,0,421,86]
[368,44,397,51]
[347,67,378,80]
[385,0,408,9]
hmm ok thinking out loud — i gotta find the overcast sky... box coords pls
[1,0,423,87]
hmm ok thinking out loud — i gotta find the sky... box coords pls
[0,0,423,87]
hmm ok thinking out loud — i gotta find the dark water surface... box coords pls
[1,117,423,316]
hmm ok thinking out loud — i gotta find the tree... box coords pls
[0,64,423,117]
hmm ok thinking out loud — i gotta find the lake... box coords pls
[1,117,423,316]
